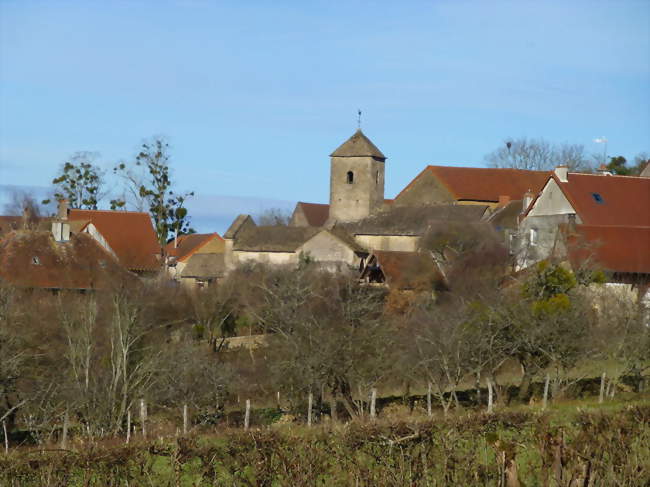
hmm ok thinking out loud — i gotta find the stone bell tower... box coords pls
[328,129,386,223]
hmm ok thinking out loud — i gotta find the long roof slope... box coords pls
[0,231,131,290]
[69,209,160,271]
[165,233,222,262]
[567,225,650,275]
[552,173,650,227]
[396,166,550,203]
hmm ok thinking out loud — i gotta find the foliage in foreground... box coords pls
[1,403,648,486]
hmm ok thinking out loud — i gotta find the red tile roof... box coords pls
[0,231,132,290]
[164,233,222,262]
[68,209,160,271]
[551,173,650,226]
[296,202,330,227]
[396,165,550,203]
[566,225,650,275]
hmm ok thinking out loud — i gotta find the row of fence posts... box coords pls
[1,374,627,452]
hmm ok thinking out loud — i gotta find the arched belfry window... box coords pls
[346,171,354,184]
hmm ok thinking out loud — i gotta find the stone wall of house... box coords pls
[516,214,571,270]
[354,234,419,252]
[290,206,310,227]
[393,170,454,206]
[329,156,384,222]
[233,250,298,266]
[527,179,576,217]
[299,231,359,268]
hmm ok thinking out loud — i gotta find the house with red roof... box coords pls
[164,232,225,287]
[66,203,161,273]
[393,165,550,208]
[0,210,132,291]
[517,166,650,290]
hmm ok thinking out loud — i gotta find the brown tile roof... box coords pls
[362,251,446,290]
[396,166,550,203]
[330,129,386,160]
[165,233,223,262]
[68,209,160,271]
[233,226,320,252]
[181,253,226,279]
[0,231,132,290]
[345,204,488,236]
[295,202,330,227]
[548,173,650,227]
[565,225,650,275]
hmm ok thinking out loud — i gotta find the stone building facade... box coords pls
[328,129,386,223]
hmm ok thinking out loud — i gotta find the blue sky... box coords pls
[1,1,649,232]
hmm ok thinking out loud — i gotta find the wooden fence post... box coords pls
[599,372,606,404]
[61,410,69,449]
[370,388,377,419]
[183,404,189,435]
[487,377,494,414]
[307,391,313,427]
[244,399,250,430]
[140,399,147,438]
[2,420,8,454]
[126,409,131,444]
[542,373,550,410]
[427,383,432,417]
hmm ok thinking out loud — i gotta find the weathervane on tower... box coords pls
[357,109,362,130]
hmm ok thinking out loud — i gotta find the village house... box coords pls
[516,166,650,297]
[0,209,131,291]
[223,214,367,271]
[164,232,225,288]
[63,202,161,274]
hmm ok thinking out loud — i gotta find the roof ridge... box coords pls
[69,209,151,216]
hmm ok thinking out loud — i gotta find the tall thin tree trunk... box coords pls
[542,373,550,410]
[599,372,606,404]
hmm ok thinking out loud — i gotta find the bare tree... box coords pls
[256,208,291,226]
[485,137,592,172]
[2,191,43,229]
[249,266,392,419]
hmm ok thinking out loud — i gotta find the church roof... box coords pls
[330,129,386,160]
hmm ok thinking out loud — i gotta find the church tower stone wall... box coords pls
[328,129,386,223]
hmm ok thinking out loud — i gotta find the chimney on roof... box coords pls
[57,199,69,220]
[597,164,613,176]
[498,195,511,207]
[554,165,568,183]
[52,199,70,242]
[522,189,534,214]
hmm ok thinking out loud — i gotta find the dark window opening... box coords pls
[592,193,604,204]
[32,256,40,265]
[375,171,379,184]
[347,171,354,184]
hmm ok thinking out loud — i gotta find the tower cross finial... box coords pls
[357,109,362,129]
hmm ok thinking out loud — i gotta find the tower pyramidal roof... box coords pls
[330,129,386,161]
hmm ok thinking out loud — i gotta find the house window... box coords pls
[529,228,538,246]
[592,193,604,204]
[32,256,41,265]
[347,171,354,184]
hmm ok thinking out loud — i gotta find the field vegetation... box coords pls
[1,223,648,484]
